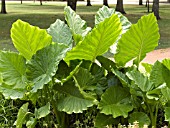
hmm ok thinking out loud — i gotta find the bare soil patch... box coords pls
[143,48,170,64]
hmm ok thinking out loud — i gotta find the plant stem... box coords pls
[147,103,158,128]
[51,101,61,126]
[147,103,154,127]
[61,112,66,127]
[46,85,61,126]
[88,61,93,71]
[61,61,82,84]
[154,103,159,128]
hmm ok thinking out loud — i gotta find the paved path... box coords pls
[143,48,170,64]
[7,0,170,5]
[77,0,169,5]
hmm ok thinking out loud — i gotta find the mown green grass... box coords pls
[0,2,170,50]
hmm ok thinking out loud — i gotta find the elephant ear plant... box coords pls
[0,5,169,128]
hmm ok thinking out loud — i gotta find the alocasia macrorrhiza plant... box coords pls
[0,5,170,128]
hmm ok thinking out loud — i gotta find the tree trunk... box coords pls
[103,0,109,7]
[139,0,143,5]
[116,0,126,14]
[152,0,160,20]
[40,0,42,5]
[67,0,77,11]
[168,0,170,2]
[1,0,7,14]
[86,0,92,6]
[21,0,22,4]
[146,0,150,12]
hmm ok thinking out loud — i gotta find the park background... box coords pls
[0,0,170,51]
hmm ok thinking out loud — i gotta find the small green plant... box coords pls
[0,93,19,127]
[0,5,170,128]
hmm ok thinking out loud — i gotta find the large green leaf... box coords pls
[55,82,96,114]
[114,13,160,67]
[98,85,133,118]
[150,61,163,86]
[95,6,131,33]
[64,6,91,44]
[128,112,151,127]
[95,5,115,25]
[73,67,95,91]
[34,102,50,119]
[26,43,69,92]
[111,69,130,87]
[73,66,107,97]
[0,51,27,87]
[165,107,170,122]
[126,69,154,92]
[14,102,29,128]
[0,84,26,99]
[47,19,72,47]
[11,19,52,60]
[162,59,170,71]
[150,61,170,88]
[95,113,119,127]
[95,6,131,58]
[0,51,27,99]
[65,14,122,62]
[162,87,170,101]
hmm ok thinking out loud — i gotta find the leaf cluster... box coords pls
[0,5,169,128]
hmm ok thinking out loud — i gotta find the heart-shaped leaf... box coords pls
[95,5,131,33]
[26,43,69,92]
[126,69,154,92]
[114,13,160,67]
[34,102,50,119]
[0,51,27,87]
[95,113,119,127]
[0,51,27,99]
[65,14,122,62]
[47,19,72,47]
[64,6,91,44]
[128,112,151,127]
[150,61,170,88]
[55,82,96,114]
[98,85,133,118]
[14,102,29,128]
[11,19,52,60]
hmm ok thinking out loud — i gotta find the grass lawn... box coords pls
[0,1,170,51]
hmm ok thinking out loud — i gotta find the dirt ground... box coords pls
[142,48,170,64]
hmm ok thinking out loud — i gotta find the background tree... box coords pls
[87,0,92,6]
[146,0,150,12]
[1,0,7,14]
[116,0,126,14]
[67,0,77,11]
[103,0,109,7]
[40,0,42,5]
[139,0,143,5]
[152,0,160,19]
